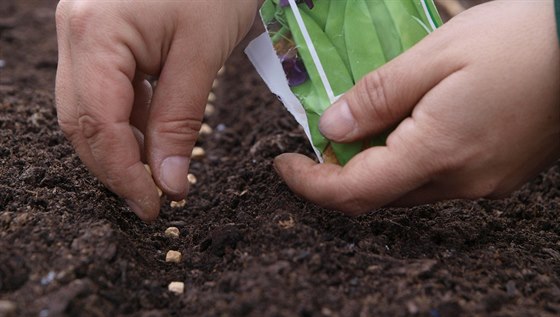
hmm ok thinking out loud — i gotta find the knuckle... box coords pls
[103,160,138,193]
[78,113,105,141]
[153,115,201,144]
[66,2,97,40]
[357,70,393,123]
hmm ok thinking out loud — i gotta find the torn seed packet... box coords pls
[246,0,442,164]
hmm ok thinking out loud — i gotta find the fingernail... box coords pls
[319,100,356,141]
[125,199,144,217]
[160,156,190,195]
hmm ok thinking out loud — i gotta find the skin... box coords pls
[275,0,560,215]
[56,0,559,221]
[55,1,260,221]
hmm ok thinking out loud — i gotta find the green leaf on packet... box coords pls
[258,0,442,165]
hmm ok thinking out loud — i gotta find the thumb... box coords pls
[319,32,460,143]
[146,47,218,201]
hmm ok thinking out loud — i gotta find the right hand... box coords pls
[275,0,560,215]
[55,1,260,221]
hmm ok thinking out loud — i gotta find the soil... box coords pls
[1,1,560,316]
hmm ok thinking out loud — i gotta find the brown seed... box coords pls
[204,104,216,117]
[191,147,205,160]
[166,250,182,263]
[170,199,186,208]
[187,173,197,185]
[168,281,184,294]
[199,123,213,135]
[164,227,180,238]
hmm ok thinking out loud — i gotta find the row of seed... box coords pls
[166,67,224,295]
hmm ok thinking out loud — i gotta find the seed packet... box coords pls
[246,0,442,164]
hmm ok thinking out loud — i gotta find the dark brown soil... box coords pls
[1,1,560,316]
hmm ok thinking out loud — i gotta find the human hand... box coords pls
[274,0,560,215]
[55,1,259,221]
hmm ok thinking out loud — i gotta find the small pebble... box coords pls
[191,147,206,160]
[207,92,216,103]
[204,104,216,117]
[199,123,213,135]
[168,281,184,294]
[166,250,182,263]
[187,173,197,185]
[170,200,186,208]
[164,227,180,238]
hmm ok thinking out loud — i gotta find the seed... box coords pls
[187,173,197,185]
[191,147,205,160]
[0,300,16,317]
[199,123,213,135]
[212,79,219,89]
[217,66,226,76]
[170,199,186,208]
[166,250,182,263]
[164,227,180,238]
[207,92,216,103]
[204,104,216,117]
[145,164,163,197]
[144,164,152,175]
[168,281,184,294]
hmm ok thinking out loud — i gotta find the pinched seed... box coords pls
[168,281,184,294]
[191,147,205,160]
[144,164,152,175]
[164,227,180,238]
[187,174,197,185]
[170,199,186,208]
[145,164,163,197]
[166,250,182,263]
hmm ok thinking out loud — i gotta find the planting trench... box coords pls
[1,0,560,316]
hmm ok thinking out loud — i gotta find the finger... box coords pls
[274,136,434,215]
[146,46,218,200]
[130,74,152,135]
[318,28,464,143]
[71,46,161,221]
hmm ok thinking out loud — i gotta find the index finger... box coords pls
[70,44,161,221]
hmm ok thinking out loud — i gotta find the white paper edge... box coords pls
[245,32,323,162]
